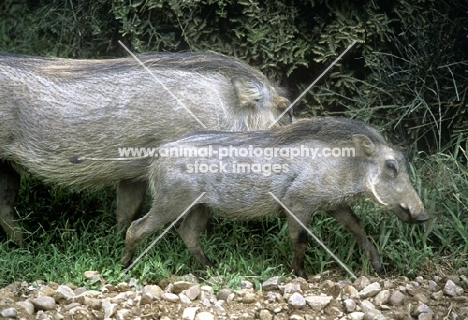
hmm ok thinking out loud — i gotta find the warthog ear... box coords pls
[352,134,376,157]
[232,76,263,109]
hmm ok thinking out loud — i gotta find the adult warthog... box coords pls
[0,52,291,245]
[121,117,429,277]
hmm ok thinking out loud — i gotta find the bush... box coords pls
[1,0,467,281]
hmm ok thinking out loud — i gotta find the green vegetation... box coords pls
[0,0,467,287]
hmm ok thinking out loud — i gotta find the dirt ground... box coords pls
[1,268,468,320]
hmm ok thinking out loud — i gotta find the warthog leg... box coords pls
[178,205,215,268]
[121,197,193,267]
[0,162,22,246]
[327,204,381,271]
[286,210,311,278]
[116,179,146,232]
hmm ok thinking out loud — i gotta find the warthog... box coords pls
[121,116,429,277]
[0,52,291,245]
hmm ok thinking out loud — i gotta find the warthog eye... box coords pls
[385,159,398,176]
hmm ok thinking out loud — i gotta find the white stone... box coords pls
[182,306,199,320]
[305,295,333,311]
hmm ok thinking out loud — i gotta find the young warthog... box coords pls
[0,52,290,245]
[121,116,429,277]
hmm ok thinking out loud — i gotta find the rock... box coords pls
[288,292,306,307]
[174,281,194,294]
[68,305,86,316]
[1,308,17,318]
[183,285,201,301]
[391,308,407,320]
[64,303,80,311]
[0,290,15,303]
[411,303,433,317]
[443,280,463,297]
[413,292,429,304]
[227,292,236,302]
[262,276,280,291]
[4,282,21,292]
[141,285,163,304]
[461,275,468,288]
[31,296,57,311]
[360,299,375,312]
[161,292,179,303]
[52,285,75,302]
[242,293,257,304]
[389,290,405,306]
[283,281,302,294]
[102,299,117,319]
[241,280,254,289]
[200,285,214,295]
[343,298,357,312]
[327,306,344,318]
[305,295,333,311]
[83,271,104,285]
[418,313,433,320]
[460,306,468,315]
[73,287,87,296]
[131,306,142,317]
[291,277,308,291]
[290,315,305,320]
[406,283,420,296]
[182,306,199,320]
[217,288,233,301]
[273,305,283,313]
[354,276,371,290]
[179,293,191,305]
[427,280,438,291]
[199,290,210,301]
[373,289,390,305]
[359,282,381,298]
[364,309,386,320]
[214,300,225,313]
[15,301,35,315]
[322,279,336,290]
[112,291,132,304]
[266,291,277,302]
[116,282,131,292]
[202,298,211,307]
[84,296,102,309]
[383,280,396,289]
[415,276,425,284]
[259,309,273,320]
[342,284,359,298]
[348,312,365,320]
[83,270,99,279]
[431,290,444,301]
[195,311,215,320]
[115,309,132,320]
[39,286,55,297]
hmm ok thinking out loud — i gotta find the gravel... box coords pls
[0,271,467,319]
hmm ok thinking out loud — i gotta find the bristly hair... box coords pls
[158,117,390,149]
[272,117,388,146]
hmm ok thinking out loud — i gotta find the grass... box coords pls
[0,0,466,293]
[1,146,467,289]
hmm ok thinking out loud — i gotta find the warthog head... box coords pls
[353,134,429,224]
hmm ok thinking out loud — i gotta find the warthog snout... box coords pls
[397,202,430,224]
